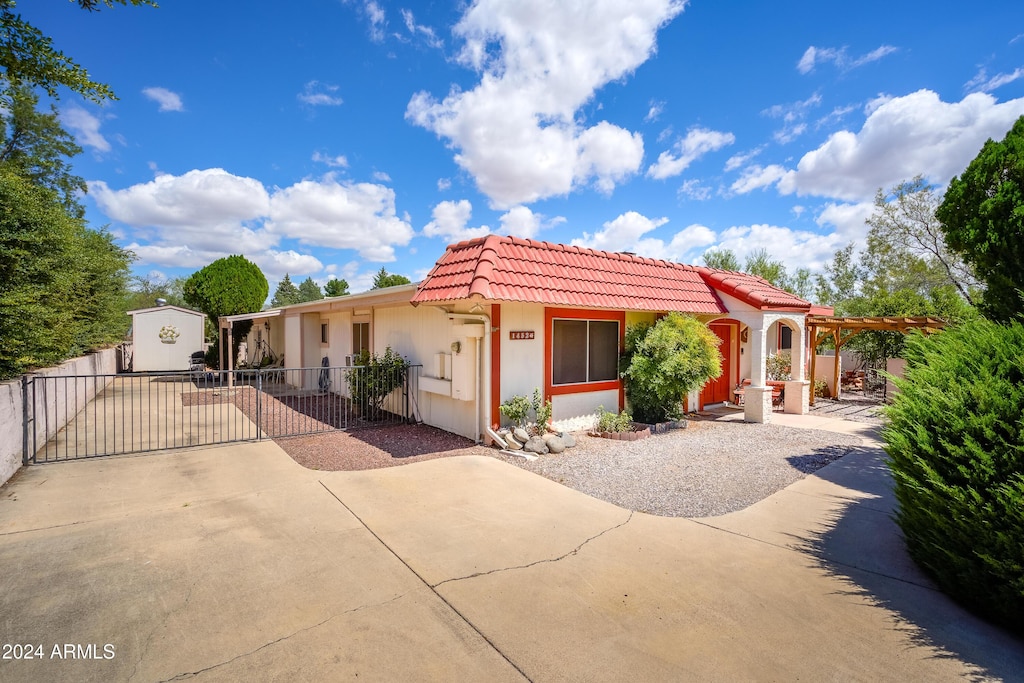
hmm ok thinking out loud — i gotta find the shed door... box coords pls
[700,323,733,407]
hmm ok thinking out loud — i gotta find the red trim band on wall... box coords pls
[490,303,501,429]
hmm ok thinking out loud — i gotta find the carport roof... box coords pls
[411,235,811,313]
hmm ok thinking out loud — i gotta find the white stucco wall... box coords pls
[130,308,205,371]
[0,348,117,487]
[552,389,620,430]
[497,302,545,405]
[375,304,480,440]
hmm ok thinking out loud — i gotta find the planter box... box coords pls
[591,425,652,441]
[643,419,688,434]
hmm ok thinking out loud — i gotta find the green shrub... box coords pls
[500,388,553,430]
[595,406,633,433]
[532,388,552,430]
[499,394,531,427]
[620,313,721,424]
[884,319,1024,632]
[766,351,792,381]
[346,348,407,420]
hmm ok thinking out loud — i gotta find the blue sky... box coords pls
[27,0,1024,295]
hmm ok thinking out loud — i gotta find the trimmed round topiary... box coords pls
[884,319,1024,632]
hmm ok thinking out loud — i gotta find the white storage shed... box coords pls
[127,305,206,371]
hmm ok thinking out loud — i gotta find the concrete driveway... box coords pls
[1,417,1021,681]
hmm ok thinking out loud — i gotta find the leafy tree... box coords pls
[743,248,787,287]
[298,276,323,302]
[0,171,132,378]
[938,116,1024,322]
[814,243,864,308]
[71,226,133,352]
[866,176,977,304]
[884,319,1024,632]
[702,248,740,271]
[183,255,268,369]
[620,313,722,424]
[0,85,86,217]
[324,277,350,297]
[271,273,301,307]
[371,267,412,289]
[786,267,814,301]
[0,0,156,103]
[124,275,187,311]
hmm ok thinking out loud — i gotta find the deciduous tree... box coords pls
[701,249,739,271]
[0,85,86,217]
[0,0,156,102]
[938,115,1024,322]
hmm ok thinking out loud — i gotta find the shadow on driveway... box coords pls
[790,445,1024,680]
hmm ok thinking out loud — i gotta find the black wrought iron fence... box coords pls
[22,364,420,463]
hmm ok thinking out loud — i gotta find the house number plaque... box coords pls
[509,330,535,340]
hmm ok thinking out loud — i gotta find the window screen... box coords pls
[552,318,619,385]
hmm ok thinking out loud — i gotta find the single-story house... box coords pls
[228,236,817,442]
[127,304,206,371]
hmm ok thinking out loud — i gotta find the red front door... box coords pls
[700,323,733,407]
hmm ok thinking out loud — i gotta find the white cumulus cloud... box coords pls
[777,89,1024,201]
[267,179,413,261]
[406,0,684,208]
[142,87,184,112]
[422,199,491,242]
[91,168,415,270]
[61,106,110,152]
[647,127,735,179]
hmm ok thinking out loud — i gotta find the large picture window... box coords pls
[552,318,619,385]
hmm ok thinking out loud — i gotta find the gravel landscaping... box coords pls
[491,419,863,517]
[274,416,864,518]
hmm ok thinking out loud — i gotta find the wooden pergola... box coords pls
[806,315,947,404]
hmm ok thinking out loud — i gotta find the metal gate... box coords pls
[22,364,419,464]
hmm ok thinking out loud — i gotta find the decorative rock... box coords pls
[559,432,576,448]
[513,428,530,443]
[504,435,523,450]
[545,436,566,453]
[524,436,549,454]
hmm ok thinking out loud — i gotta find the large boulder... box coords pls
[544,435,566,453]
[524,436,549,454]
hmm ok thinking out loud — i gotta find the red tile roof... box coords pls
[411,235,811,313]
[696,267,813,311]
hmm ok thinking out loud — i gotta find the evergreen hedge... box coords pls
[884,319,1024,632]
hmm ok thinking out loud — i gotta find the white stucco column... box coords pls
[744,324,770,423]
[781,315,808,415]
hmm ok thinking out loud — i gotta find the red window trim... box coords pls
[544,308,625,404]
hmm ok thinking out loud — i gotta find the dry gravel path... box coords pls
[275,418,864,517]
